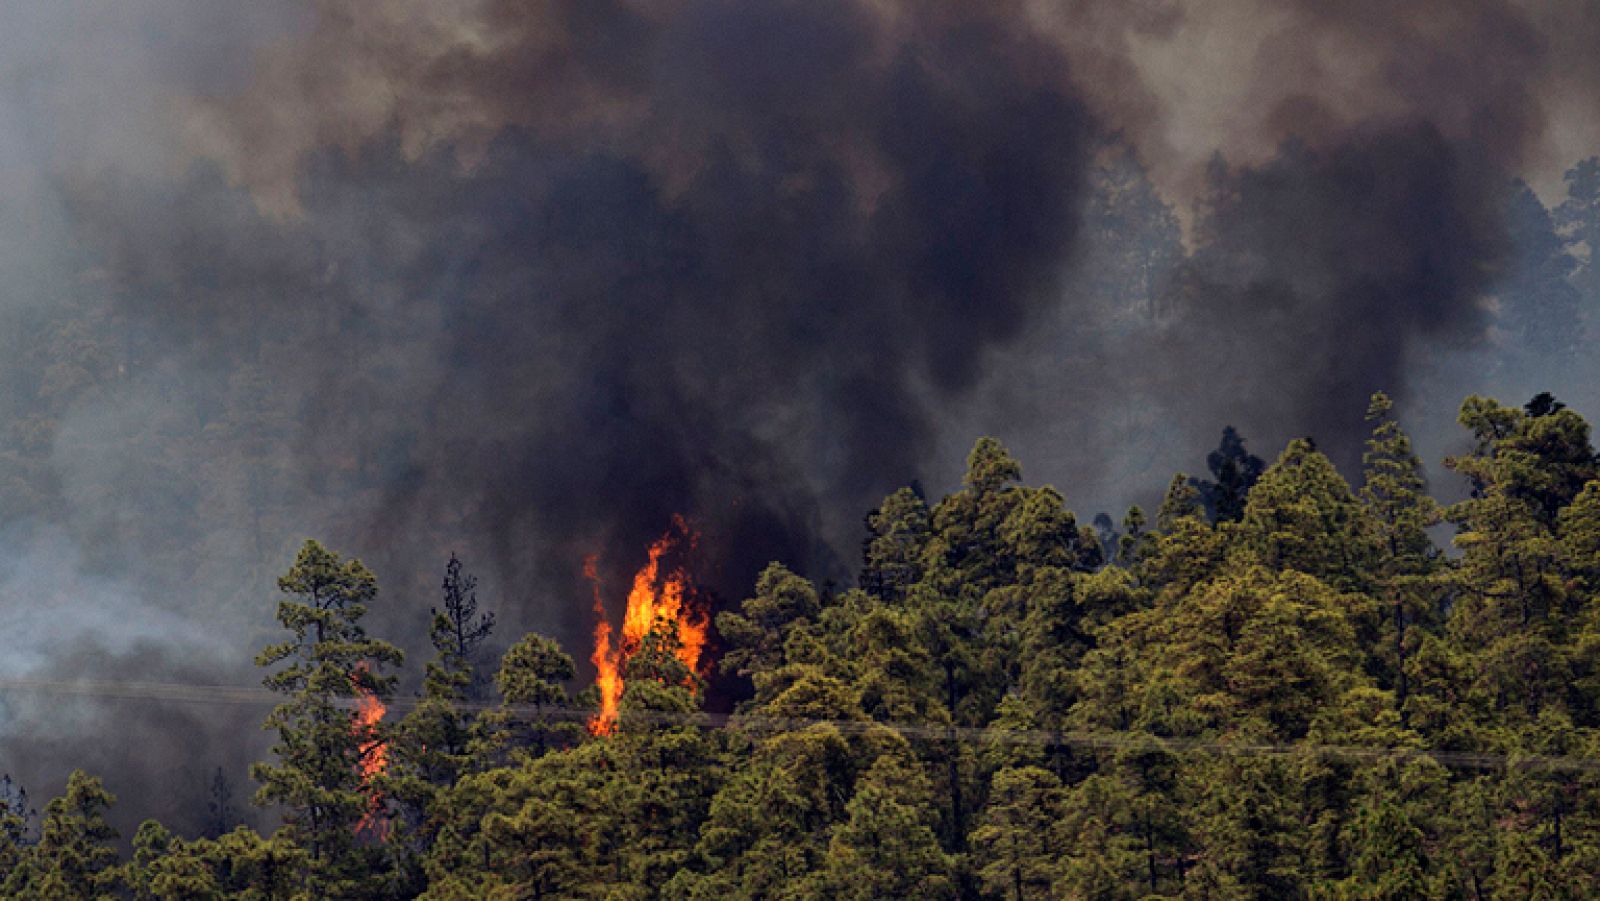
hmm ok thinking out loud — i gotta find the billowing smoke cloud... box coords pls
[104,0,1100,605]
[0,526,261,834]
[2,0,1599,836]
[1028,0,1581,481]
[1158,0,1582,477]
[1146,124,1510,471]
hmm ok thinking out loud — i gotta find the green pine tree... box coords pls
[3,770,120,899]
[252,539,403,894]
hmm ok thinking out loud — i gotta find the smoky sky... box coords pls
[3,0,1600,836]
[1146,124,1510,474]
[85,0,1099,607]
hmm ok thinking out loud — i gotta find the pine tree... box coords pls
[1446,397,1594,725]
[489,631,577,757]
[1191,426,1266,523]
[716,562,822,706]
[1157,473,1204,530]
[683,700,891,898]
[1116,505,1151,568]
[970,766,1066,899]
[1361,392,1444,719]
[3,770,120,899]
[252,539,403,892]
[197,826,312,899]
[861,486,932,602]
[1236,438,1379,592]
[430,553,496,701]
[1339,798,1434,898]
[822,752,956,899]
[1052,769,1147,897]
[1142,474,1226,596]
[387,553,500,889]
[1555,158,1600,311]
[0,773,34,875]
[123,820,223,900]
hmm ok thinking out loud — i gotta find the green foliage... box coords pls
[970,766,1065,898]
[252,539,404,894]
[384,555,500,894]
[35,393,1600,896]
[123,821,226,900]
[860,487,932,602]
[716,562,822,702]
[1236,438,1377,590]
[454,629,581,784]
[821,752,955,899]
[2,771,120,899]
[1361,393,1444,720]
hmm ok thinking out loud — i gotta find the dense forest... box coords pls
[8,388,1600,898]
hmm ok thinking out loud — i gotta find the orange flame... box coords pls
[351,662,389,839]
[588,516,708,736]
[586,554,622,737]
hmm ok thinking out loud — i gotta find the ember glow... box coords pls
[588,516,708,736]
[351,663,389,838]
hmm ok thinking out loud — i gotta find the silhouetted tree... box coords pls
[203,767,238,840]
[1556,157,1600,311]
[432,552,496,702]
[1191,426,1266,523]
[1499,181,1583,364]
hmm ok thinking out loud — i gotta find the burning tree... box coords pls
[252,539,403,891]
[587,516,710,736]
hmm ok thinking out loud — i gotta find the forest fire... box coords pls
[351,663,389,838]
[588,516,709,736]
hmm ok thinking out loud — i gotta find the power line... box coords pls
[0,678,277,708]
[3,676,1597,773]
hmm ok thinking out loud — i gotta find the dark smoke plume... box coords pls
[1147,125,1509,471]
[119,0,1099,616]
[1089,0,1578,475]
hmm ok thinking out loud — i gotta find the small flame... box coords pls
[588,515,707,736]
[586,555,622,737]
[351,662,389,839]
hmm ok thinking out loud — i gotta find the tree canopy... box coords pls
[14,390,1600,897]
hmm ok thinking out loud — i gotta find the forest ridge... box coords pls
[6,389,1600,898]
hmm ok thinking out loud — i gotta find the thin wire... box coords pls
[3,677,1597,773]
